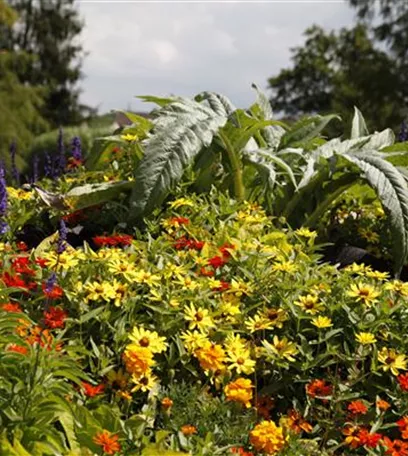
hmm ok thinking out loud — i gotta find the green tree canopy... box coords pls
[2,0,94,128]
[0,0,48,174]
[268,24,407,134]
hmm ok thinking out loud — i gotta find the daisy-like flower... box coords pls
[281,409,313,434]
[84,281,116,302]
[262,336,297,362]
[245,314,273,333]
[226,349,256,375]
[224,377,253,408]
[168,197,194,209]
[347,282,380,306]
[378,347,407,376]
[130,372,158,392]
[272,260,298,274]
[180,330,210,353]
[133,270,161,287]
[184,303,215,332]
[356,332,377,345]
[294,294,324,315]
[259,307,287,328]
[93,430,121,455]
[128,326,167,354]
[295,227,317,239]
[366,270,389,281]
[108,259,137,281]
[311,316,332,328]
[384,280,408,297]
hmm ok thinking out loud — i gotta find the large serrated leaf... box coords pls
[130,100,227,217]
[195,91,235,116]
[343,153,408,274]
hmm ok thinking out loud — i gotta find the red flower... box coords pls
[16,241,28,251]
[399,373,408,391]
[62,210,87,225]
[35,257,48,268]
[306,379,332,398]
[2,272,28,289]
[230,447,254,456]
[92,234,133,248]
[397,417,408,440]
[43,306,68,329]
[213,280,231,292]
[42,282,64,299]
[199,267,215,277]
[348,400,369,416]
[208,256,228,269]
[383,437,408,456]
[173,237,204,251]
[219,242,235,258]
[7,344,28,355]
[11,256,36,276]
[81,381,105,397]
[169,216,189,226]
[358,428,382,448]
[1,302,22,313]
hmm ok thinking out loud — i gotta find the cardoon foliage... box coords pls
[57,219,67,254]
[9,141,19,185]
[0,164,8,234]
[71,136,82,161]
[399,120,408,142]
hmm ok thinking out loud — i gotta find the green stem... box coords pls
[218,131,245,200]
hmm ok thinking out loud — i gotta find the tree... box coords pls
[0,0,48,173]
[349,0,408,62]
[2,0,93,128]
[268,24,408,134]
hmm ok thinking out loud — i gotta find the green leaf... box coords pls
[130,99,227,217]
[351,106,369,138]
[58,413,80,453]
[343,153,408,274]
[251,83,273,119]
[136,95,177,107]
[63,181,134,211]
[279,114,340,148]
[194,91,235,116]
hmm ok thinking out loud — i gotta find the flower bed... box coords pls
[1,189,408,455]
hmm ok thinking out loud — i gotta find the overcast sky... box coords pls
[77,0,355,114]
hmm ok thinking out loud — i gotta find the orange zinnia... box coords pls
[348,400,368,416]
[93,430,121,455]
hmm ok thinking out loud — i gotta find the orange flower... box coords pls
[250,420,286,455]
[399,373,408,392]
[377,399,391,411]
[343,425,364,449]
[6,344,28,355]
[348,400,368,416]
[195,343,225,372]
[224,377,253,408]
[283,409,313,434]
[1,302,22,313]
[161,397,173,410]
[181,425,197,436]
[383,437,408,456]
[93,430,121,455]
[306,379,332,399]
[81,382,105,397]
[397,416,408,440]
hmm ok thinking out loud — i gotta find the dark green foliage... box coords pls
[268,24,407,134]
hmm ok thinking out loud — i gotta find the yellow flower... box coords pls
[224,334,248,354]
[250,420,287,455]
[43,250,80,271]
[184,303,214,332]
[108,259,137,281]
[294,294,324,315]
[378,347,407,376]
[384,280,408,297]
[111,279,128,307]
[121,133,138,142]
[175,276,199,291]
[263,336,297,362]
[180,330,210,353]
[7,187,33,200]
[133,270,161,287]
[163,263,189,280]
[344,263,372,276]
[347,282,380,306]
[195,343,226,373]
[226,349,256,375]
[84,281,116,302]
[128,326,167,354]
[259,307,287,328]
[295,227,317,239]
[123,346,155,377]
[366,270,389,281]
[355,332,377,345]
[245,314,273,333]
[311,316,333,329]
[358,227,380,244]
[272,260,298,273]
[168,197,194,209]
[130,372,158,392]
[106,369,128,389]
[224,377,253,408]
[219,300,241,322]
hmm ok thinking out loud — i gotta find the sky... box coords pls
[77,0,355,115]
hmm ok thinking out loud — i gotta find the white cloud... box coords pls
[77,1,355,113]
